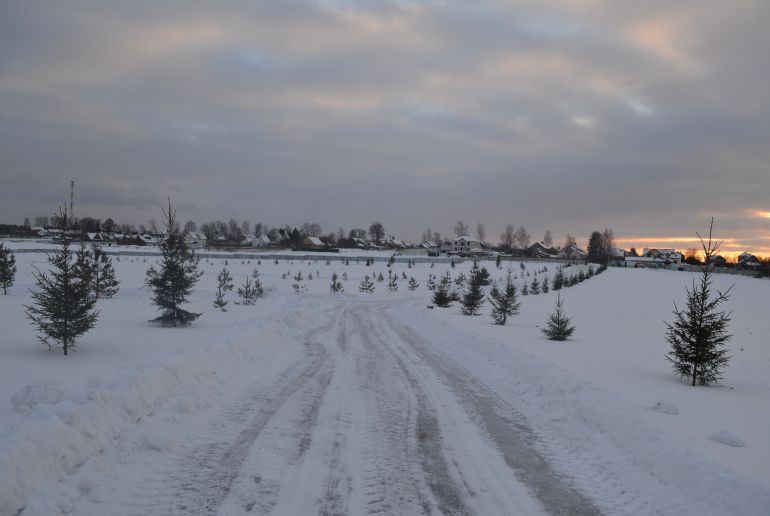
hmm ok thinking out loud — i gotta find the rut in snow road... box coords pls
[115,299,592,515]
[215,301,586,515]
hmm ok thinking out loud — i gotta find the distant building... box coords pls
[737,252,761,269]
[558,243,587,260]
[451,235,482,254]
[302,236,325,249]
[709,255,728,267]
[624,248,682,268]
[183,231,207,249]
[525,242,558,258]
[642,248,682,264]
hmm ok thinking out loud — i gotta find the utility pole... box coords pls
[70,180,74,220]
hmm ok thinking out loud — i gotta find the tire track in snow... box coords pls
[379,305,601,516]
[352,306,471,515]
[165,312,337,515]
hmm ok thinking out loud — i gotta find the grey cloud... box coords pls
[0,0,769,252]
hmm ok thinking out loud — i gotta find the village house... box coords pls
[525,242,558,258]
[642,248,682,264]
[737,252,762,269]
[183,231,207,249]
[557,243,587,260]
[450,235,482,255]
[302,236,325,249]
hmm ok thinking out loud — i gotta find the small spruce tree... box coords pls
[144,199,203,327]
[552,268,565,290]
[92,247,119,299]
[530,276,540,294]
[408,277,419,291]
[488,272,520,325]
[359,275,375,293]
[25,207,99,354]
[73,243,96,294]
[461,263,485,315]
[213,266,234,311]
[0,242,17,295]
[387,270,398,292]
[426,274,436,291]
[542,294,575,341]
[236,276,262,305]
[377,272,384,282]
[292,272,305,293]
[541,276,550,293]
[330,272,344,293]
[665,219,732,386]
[432,272,454,307]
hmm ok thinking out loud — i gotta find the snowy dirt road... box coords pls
[203,302,567,516]
[18,296,770,516]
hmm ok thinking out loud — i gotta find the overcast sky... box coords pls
[1,1,769,253]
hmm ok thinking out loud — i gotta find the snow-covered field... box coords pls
[1,245,769,515]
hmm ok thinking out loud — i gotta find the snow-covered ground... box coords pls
[1,245,769,515]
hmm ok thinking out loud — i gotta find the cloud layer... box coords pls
[1,1,769,252]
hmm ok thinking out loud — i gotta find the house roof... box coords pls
[454,235,479,243]
[305,236,323,246]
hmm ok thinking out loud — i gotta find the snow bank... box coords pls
[0,309,302,516]
[709,430,747,448]
[10,383,65,411]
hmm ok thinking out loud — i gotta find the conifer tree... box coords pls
[377,272,384,282]
[387,269,398,292]
[426,274,436,291]
[521,282,528,296]
[433,272,454,307]
[542,276,550,293]
[330,272,344,292]
[408,277,419,291]
[0,242,17,295]
[213,265,233,311]
[530,276,540,294]
[665,219,732,386]
[542,294,575,341]
[454,272,466,287]
[292,271,305,293]
[488,272,520,325]
[578,270,586,283]
[552,268,565,290]
[236,276,262,305]
[73,243,96,293]
[462,263,485,315]
[92,247,119,299]
[25,207,99,354]
[144,199,203,327]
[359,275,375,293]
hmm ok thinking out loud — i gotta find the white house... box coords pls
[642,248,682,264]
[451,235,482,254]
